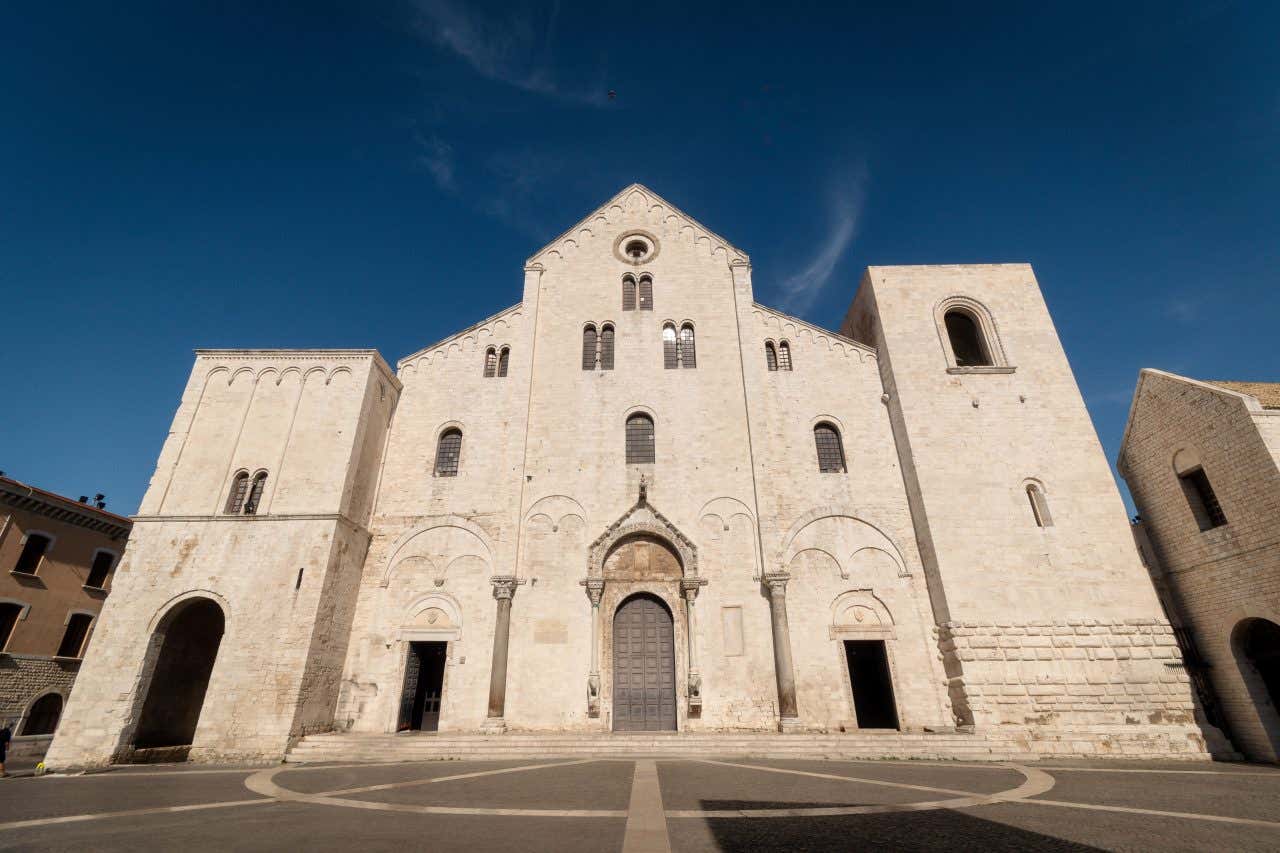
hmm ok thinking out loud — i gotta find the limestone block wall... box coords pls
[843,265,1197,740]
[0,655,76,730]
[1119,371,1280,760]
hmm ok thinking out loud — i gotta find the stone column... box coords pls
[763,571,799,726]
[582,578,605,717]
[681,578,707,717]
[483,575,518,732]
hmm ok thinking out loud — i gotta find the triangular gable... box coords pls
[527,183,750,268]
[586,480,699,578]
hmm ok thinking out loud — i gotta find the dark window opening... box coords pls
[483,347,497,378]
[0,603,21,652]
[814,423,847,473]
[295,568,304,590]
[845,640,899,729]
[21,693,63,736]
[638,276,653,311]
[626,414,655,464]
[435,429,462,477]
[86,551,114,589]
[57,613,93,658]
[13,535,51,575]
[625,240,647,260]
[778,341,792,371]
[398,641,447,732]
[765,342,777,371]
[1180,467,1226,530]
[944,310,992,367]
[497,347,510,377]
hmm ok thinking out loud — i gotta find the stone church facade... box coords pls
[47,185,1217,767]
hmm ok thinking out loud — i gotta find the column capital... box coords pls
[680,577,708,600]
[762,571,791,597]
[490,575,520,601]
[580,577,605,606]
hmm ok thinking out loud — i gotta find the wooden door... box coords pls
[613,594,676,731]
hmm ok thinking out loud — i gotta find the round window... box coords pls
[614,232,658,264]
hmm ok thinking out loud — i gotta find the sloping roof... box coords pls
[527,183,749,267]
[1206,381,1280,410]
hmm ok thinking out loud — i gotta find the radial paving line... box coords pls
[622,760,672,853]
[0,798,275,832]
[1016,797,1280,829]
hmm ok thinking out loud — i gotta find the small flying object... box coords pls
[608,89,616,101]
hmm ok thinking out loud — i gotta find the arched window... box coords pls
[224,471,249,514]
[944,310,991,367]
[814,423,846,473]
[244,472,267,515]
[13,534,52,575]
[626,414,655,464]
[638,275,653,311]
[0,602,23,652]
[483,347,497,378]
[57,613,93,658]
[21,693,63,736]
[435,428,462,477]
[778,341,792,371]
[600,325,615,371]
[582,325,598,371]
[1026,484,1053,527]
[765,342,778,371]
[662,324,678,369]
[622,275,637,311]
[497,347,510,378]
[679,324,696,369]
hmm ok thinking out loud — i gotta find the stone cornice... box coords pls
[194,349,400,391]
[396,302,524,370]
[131,512,369,537]
[0,477,132,540]
[750,303,877,357]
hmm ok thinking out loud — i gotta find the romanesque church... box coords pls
[47,185,1218,767]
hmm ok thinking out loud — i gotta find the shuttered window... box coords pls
[778,341,792,371]
[245,472,267,515]
[225,472,249,514]
[600,326,615,370]
[626,414,655,464]
[622,276,636,311]
[765,342,777,371]
[638,276,653,310]
[662,325,678,369]
[483,347,497,378]
[582,325,598,370]
[497,347,510,377]
[814,423,846,473]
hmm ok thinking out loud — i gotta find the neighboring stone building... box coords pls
[47,185,1216,768]
[1119,370,1280,760]
[1,476,131,762]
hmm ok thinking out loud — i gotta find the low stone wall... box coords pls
[0,654,77,727]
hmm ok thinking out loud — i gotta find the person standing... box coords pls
[0,720,11,778]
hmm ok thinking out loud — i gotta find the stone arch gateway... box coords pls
[132,598,225,752]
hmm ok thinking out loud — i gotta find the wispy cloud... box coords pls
[779,166,869,313]
[416,133,456,190]
[412,0,606,106]
[1163,296,1201,324]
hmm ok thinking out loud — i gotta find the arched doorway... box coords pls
[21,692,63,735]
[133,597,225,749]
[1237,618,1280,721]
[613,593,676,732]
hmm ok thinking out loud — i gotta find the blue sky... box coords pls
[2,1,1276,515]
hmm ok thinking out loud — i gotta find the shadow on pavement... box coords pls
[697,802,1106,852]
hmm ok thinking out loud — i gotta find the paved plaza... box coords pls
[2,757,1279,851]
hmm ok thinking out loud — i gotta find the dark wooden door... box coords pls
[613,595,676,731]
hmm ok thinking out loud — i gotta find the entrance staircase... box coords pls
[285,730,1036,764]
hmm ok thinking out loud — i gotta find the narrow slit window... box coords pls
[778,341,792,371]
[483,347,497,378]
[57,613,93,658]
[1026,484,1053,527]
[638,276,653,311]
[622,276,636,311]
[1180,467,1227,530]
[679,324,696,369]
[582,325,598,371]
[85,552,114,589]
[497,347,510,377]
[814,423,847,473]
[245,472,267,515]
[944,310,992,367]
[765,342,778,371]
[600,326,615,371]
[224,472,249,514]
[662,324,678,369]
[625,414,655,464]
[13,534,51,575]
[435,429,462,477]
